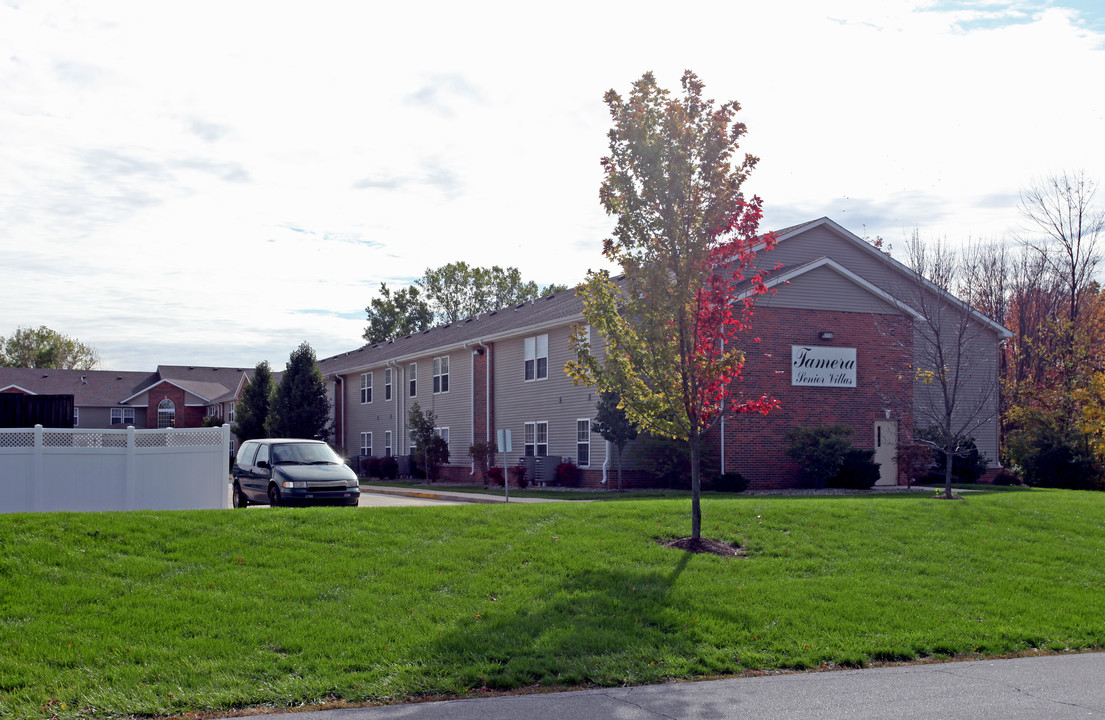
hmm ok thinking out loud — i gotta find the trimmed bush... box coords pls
[831,449,881,489]
[707,472,750,493]
[555,461,580,488]
[785,424,855,488]
[486,466,505,487]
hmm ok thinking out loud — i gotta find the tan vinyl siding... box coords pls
[342,354,473,466]
[494,322,605,471]
[758,265,900,314]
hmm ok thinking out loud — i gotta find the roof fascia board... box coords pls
[0,384,37,394]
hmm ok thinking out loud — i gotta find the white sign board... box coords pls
[791,346,857,387]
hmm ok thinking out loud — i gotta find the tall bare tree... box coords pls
[890,232,1009,498]
[1019,170,1104,324]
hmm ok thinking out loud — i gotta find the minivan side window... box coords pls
[236,441,258,466]
[255,444,270,467]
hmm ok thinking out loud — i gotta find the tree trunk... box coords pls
[944,446,954,499]
[690,427,702,540]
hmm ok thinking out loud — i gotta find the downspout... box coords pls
[603,440,610,485]
[387,360,401,463]
[463,340,488,477]
[332,375,345,451]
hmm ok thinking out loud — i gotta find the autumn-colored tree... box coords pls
[567,71,776,542]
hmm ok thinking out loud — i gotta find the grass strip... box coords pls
[1,489,1102,718]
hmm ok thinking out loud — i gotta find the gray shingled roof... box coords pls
[318,288,587,375]
[0,368,157,407]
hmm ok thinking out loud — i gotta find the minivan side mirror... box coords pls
[256,460,270,469]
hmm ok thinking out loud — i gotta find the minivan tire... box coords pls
[232,482,248,509]
[268,484,282,507]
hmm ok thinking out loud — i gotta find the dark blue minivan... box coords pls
[232,439,360,508]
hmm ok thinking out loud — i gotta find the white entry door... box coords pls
[873,420,898,485]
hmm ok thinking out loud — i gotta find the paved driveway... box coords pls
[226,483,468,508]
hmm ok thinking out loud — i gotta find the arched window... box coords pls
[158,398,176,428]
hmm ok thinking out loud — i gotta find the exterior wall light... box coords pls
[818,331,834,341]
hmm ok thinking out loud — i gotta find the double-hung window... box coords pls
[433,356,450,394]
[524,334,548,381]
[361,432,372,456]
[384,368,392,401]
[524,421,548,456]
[384,430,392,457]
[409,363,417,397]
[436,427,450,453]
[577,419,591,467]
[111,407,135,426]
[361,373,372,404]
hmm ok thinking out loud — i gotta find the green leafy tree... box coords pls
[233,361,273,443]
[365,265,568,342]
[266,343,331,441]
[591,391,638,491]
[0,325,100,369]
[566,70,776,541]
[408,402,449,481]
[363,283,434,344]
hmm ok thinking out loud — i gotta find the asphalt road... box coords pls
[213,652,1105,720]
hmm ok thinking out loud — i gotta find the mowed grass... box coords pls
[2,490,1104,718]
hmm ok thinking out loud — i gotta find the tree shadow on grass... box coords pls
[421,550,753,695]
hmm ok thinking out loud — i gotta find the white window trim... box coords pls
[524,334,549,382]
[361,431,372,456]
[111,407,136,426]
[384,430,392,457]
[577,418,591,467]
[436,427,450,454]
[433,356,450,394]
[524,420,548,457]
[384,368,392,401]
[361,372,373,404]
[409,362,417,397]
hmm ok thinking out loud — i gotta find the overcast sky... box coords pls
[2,0,1104,371]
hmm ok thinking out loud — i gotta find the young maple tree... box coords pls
[566,70,776,541]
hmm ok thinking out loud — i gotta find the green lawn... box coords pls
[2,489,1103,719]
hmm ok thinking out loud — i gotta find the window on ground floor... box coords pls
[577,419,591,467]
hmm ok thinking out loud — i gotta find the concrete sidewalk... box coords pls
[358,484,584,504]
[215,652,1105,720]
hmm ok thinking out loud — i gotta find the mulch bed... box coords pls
[660,536,747,557]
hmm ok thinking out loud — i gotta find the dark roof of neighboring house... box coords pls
[0,368,157,407]
[318,287,588,375]
[0,365,257,407]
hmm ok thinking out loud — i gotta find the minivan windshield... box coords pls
[272,443,341,465]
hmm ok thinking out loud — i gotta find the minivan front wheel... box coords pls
[268,484,282,507]
[232,482,248,508]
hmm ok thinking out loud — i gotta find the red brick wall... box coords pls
[145,384,206,428]
[715,307,914,489]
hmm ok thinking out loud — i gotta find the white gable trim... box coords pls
[0,384,37,395]
[119,379,216,405]
[758,217,1013,339]
[743,256,925,320]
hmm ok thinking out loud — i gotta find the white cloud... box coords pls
[1,0,1104,369]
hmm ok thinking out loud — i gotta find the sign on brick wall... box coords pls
[791,346,857,387]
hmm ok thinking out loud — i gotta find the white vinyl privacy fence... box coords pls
[0,424,231,513]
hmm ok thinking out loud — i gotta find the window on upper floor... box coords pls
[524,334,548,381]
[384,368,392,401]
[433,356,450,394]
[361,373,372,404]
[409,363,417,397]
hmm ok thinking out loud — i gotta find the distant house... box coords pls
[0,365,256,446]
[318,217,1011,490]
